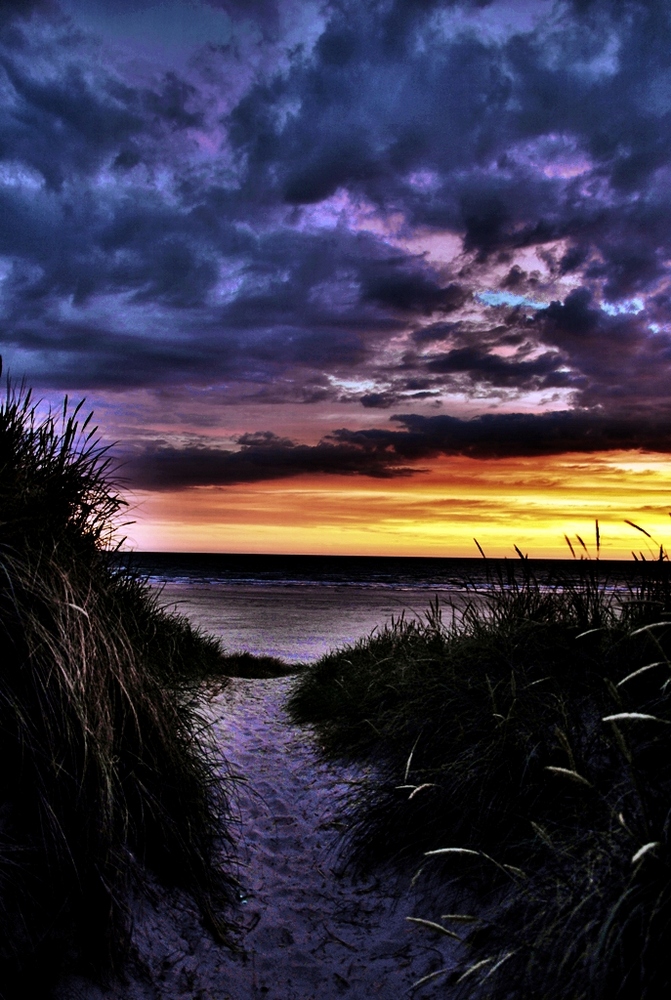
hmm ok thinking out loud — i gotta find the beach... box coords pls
[35,559,671,999]
[154,580,464,664]
[125,551,643,665]
[56,676,459,1000]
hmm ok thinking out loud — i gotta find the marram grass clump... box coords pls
[288,542,671,1000]
[0,379,234,995]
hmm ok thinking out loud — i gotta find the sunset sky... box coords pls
[2,0,671,557]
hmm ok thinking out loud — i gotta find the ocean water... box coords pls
[119,553,646,664]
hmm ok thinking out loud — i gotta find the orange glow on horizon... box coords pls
[121,451,671,560]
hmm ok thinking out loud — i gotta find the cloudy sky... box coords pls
[2,0,671,556]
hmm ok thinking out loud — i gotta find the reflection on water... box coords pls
[127,552,646,665]
[156,582,471,664]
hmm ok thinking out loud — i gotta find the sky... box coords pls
[2,0,671,557]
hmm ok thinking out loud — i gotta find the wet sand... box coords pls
[157,581,476,663]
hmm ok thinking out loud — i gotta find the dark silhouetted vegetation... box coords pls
[288,541,671,999]
[0,380,235,996]
[213,651,300,679]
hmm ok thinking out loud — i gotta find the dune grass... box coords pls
[0,380,235,994]
[288,544,671,999]
[211,651,301,679]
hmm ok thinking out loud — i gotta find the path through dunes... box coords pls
[57,677,458,1000]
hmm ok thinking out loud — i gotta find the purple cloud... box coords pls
[1,0,671,481]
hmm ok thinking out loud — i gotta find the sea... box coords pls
[118,553,650,665]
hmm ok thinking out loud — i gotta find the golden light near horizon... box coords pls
[123,450,671,560]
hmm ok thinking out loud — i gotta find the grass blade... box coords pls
[406,917,461,940]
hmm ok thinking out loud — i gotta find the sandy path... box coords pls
[57,677,458,1000]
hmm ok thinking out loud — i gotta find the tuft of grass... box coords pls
[0,379,235,994]
[212,651,301,679]
[288,543,671,999]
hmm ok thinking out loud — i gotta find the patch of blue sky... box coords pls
[477,291,547,309]
[601,298,644,316]
[479,292,646,317]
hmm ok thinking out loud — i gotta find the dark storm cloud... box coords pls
[0,55,144,190]
[401,279,671,407]
[534,288,671,410]
[3,0,671,455]
[123,431,419,489]
[229,0,671,293]
[0,36,208,190]
[0,182,223,313]
[362,273,467,315]
[0,171,417,389]
[384,410,671,459]
[125,407,671,489]
[329,410,671,465]
[229,5,520,212]
[360,391,398,408]
[423,345,562,389]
